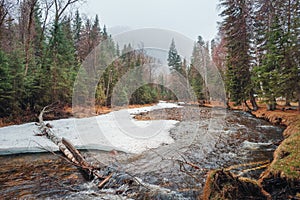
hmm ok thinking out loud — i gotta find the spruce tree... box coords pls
[190,37,205,101]
[253,0,300,110]
[47,19,78,104]
[73,10,82,45]
[91,14,101,47]
[167,39,182,74]
[254,16,284,110]
[219,0,256,108]
[0,50,13,117]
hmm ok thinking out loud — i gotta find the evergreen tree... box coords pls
[0,50,13,117]
[116,43,120,57]
[254,16,284,110]
[219,0,257,109]
[190,37,205,101]
[72,9,82,62]
[8,48,26,115]
[32,2,45,59]
[73,10,82,45]
[253,0,300,110]
[102,25,108,40]
[47,19,78,104]
[167,39,182,74]
[25,2,46,111]
[91,14,101,47]
[280,0,300,108]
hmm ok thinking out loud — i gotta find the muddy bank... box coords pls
[203,106,300,199]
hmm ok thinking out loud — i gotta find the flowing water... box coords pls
[0,106,284,199]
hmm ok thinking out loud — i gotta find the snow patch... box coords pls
[0,102,180,155]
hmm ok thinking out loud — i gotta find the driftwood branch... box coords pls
[98,173,113,188]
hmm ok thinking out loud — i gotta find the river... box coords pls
[0,106,283,199]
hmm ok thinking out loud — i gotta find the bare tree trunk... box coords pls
[244,100,251,112]
[298,92,300,112]
[267,97,276,111]
[0,0,9,35]
[226,97,231,110]
[285,93,291,106]
[250,90,258,111]
[24,0,38,76]
[0,0,15,46]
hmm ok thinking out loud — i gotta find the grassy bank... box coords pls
[254,108,300,199]
[252,108,300,177]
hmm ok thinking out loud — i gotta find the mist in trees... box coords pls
[167,37,215,104]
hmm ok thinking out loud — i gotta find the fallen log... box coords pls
[62,137,90,167]
[36,105,95,176]
[38,107,77,163]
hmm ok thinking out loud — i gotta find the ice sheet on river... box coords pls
[0,101,181,155]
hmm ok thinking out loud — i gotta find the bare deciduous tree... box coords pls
[19,0,38,76]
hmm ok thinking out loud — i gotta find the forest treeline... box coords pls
[215,0,300,110]
[0,0,176,119]
[0,0,299,120]
[0,0,209,119]
[0,0,90,118]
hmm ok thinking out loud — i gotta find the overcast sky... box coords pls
[80,0,221,42]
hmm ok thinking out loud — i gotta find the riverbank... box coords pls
[254,108,300,199]
[203,102,300,199]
